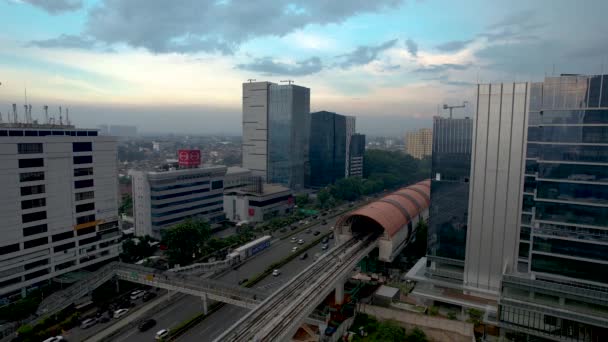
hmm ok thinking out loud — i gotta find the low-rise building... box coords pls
[223,184,293,223]
[224,166,252,190]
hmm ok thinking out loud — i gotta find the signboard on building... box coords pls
[178,149,201,167]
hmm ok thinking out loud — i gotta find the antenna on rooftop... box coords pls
[247,79,256,83]
[280,80,294,85]
[59,106,63,125]
[24,105,28,123]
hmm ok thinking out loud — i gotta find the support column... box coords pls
[335,281,345,305]
[201,293,208,315]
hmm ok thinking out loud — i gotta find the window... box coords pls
[54,242,75,253]
[24,237,48,249]
[0,243,20,255]
[23,224,48,237]
[75,191,94,201]
[18,143,43,154]
[21,198,46,210]
[52,231,74,242]
[19,158,44,168]
[55,261,75,271]
[20,171,44,182]
[25,259,48,270]
[75,202,95,213]
[21,185,45,196]
[77,226,96,236]
[24,268,49,280]
[73,155,93,164]
[79,235,100,246]
[76,214,96,225]
[22,211,47,224]
[74,167,93,177]
[72,142,92,152]
[211,180,223,190]
[9,130,23,136]
[99,221,118,231]
[74,179,94,189]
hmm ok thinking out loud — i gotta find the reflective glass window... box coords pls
[602,75,608,108]
[533,236,608,262]
[531,253,608,284]
[535,201,608,226]
[537,181,608,205]
[538,163,608,182]
[538,126,608,144]
[538,144,608,163]
[587,76,601,108]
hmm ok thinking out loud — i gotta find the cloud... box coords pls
[435,39,472,52]
[337,39,398,68]
[28,34,97,49]
[405,39,418,57]
[414,63,471,73]
[79,0,403,54]
[22,0,82,14]
[429,75,475,87]
[236,57,323,76]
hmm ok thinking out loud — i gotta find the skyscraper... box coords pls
[309,111,347,187]
[345,116,356,177]
[348,133,366,178]
[242,81,310,190]
[405,128,432,159]
[0,123,121,299]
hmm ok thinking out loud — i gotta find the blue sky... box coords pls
[1,0,607,135]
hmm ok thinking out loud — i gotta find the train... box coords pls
[227,235,272,263]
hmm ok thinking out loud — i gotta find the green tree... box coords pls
[295,194,310,207]
[119,194,133,215]
[316,189,332,208]
[371,320,406,342]
[162,219,211,266]
[406,327,428,342]
[330,177,363,201]
[120,235,157,262]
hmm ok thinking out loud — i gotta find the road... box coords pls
[106,212,343,342]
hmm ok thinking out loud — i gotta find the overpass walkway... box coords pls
[214,234,379,342]
[37,262,266,317]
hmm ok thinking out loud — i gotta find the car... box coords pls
[130,290,145,300]
[238,278,249,285]
[113,308,129,319]
[299,253,308,260]
[329,234,334,239]
[313,231,320,236]
[330,226,335,230]
[298,239,304,245]
[322,237,329,244]
[272,269,281,276]
[290,237,297,243]
[155,329,170,340]
[80,318,97,329]
[143,292,157,302]
[138,319,157,332]
[292,246,298,252]
[99,315,110,323]
[290,225,298,231]
[322,244,329,250]
[306,229,312,234]
[42,336,65,342]
[298,220,304,225]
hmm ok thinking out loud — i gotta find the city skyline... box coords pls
[1,0,608,135]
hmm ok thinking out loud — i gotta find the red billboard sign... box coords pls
[178,149,201,167]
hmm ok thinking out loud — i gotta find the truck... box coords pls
[227,236,272,263]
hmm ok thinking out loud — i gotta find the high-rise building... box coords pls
[345,116,356,177]
[131,166,227,239]
[348,133,365,178]
[309,111,347,187]
[242,81,310,190]
[0,123,121,299]
[405,128,432,159]
[426,116,473,276]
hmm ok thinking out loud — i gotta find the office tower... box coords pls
[242,81,310,190]
[130,165,227,239]
[405,128,432,159]
[426,116,473,279]
[0,123,121,299]
[309,111,347,187]
[345,116,356,176]
[348,133,366,178]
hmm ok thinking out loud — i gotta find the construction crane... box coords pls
[247,79,256,83]
[280,80,294,85]
[443,101,468,119]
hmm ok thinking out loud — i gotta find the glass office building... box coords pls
[309,111,347,187]
[500,75,608,342]
[264,83,310,190]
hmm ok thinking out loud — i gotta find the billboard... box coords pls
[178,149,201,167]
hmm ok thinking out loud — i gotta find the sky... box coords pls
[0,0,607,136]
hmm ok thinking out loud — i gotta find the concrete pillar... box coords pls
[335,281,345,305]
[202,293,208,315]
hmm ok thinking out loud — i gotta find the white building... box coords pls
[223,184,293,223]
[0,124,121,299]
[131,166,227,239]
[224,166,252,190]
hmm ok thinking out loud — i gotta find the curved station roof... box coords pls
[339,179,431,237]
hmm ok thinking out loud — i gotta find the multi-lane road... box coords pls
[105,212,342,342]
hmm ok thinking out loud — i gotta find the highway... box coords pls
[105,213,342,342]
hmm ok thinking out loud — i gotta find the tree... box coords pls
[316,189,332,208]
[371,320,406,342]
[162,219,211,266]
[295,194,310,207]
[119,194,133,216]
[406,327,429,342]
[120,235,157,262]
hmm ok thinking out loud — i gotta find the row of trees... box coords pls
[352,313,428,342]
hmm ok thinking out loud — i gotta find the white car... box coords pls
[113,308,129,319]
[80,318,97,329]
[290,237,297,243]
[155,329,170,340]
[292,246,298,252]
[298,239,304,245]
[322,244,329,250]
[130,290,145,300]
[272,269,281,276]
[42,337,65,342]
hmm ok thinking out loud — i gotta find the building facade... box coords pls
[345,116,356,177]
[349,133,365,178]
[0,124,121,299]
[131,166,227,239]
[309,111,347,187]
[242,81,310,190]
[405,128,433,159]
[426,116,473,280]
[223,184,293,223]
